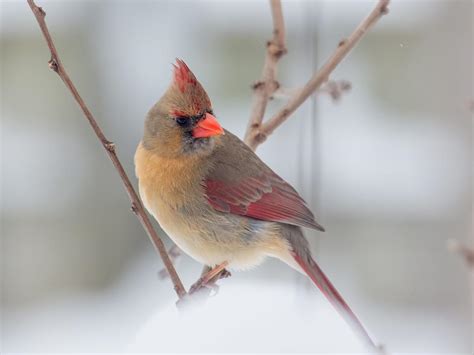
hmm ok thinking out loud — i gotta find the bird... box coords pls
[135,59,376,349]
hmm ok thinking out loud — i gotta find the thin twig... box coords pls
[271,80,352,102]
[247,0,390,150]
[26,0,187,299]
[244,0,287,146]
[158,244,182,279]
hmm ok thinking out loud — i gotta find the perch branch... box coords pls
[158,244,182,279]
[246,0,390,150]
[27,0,187,299]
[244,0,287,146]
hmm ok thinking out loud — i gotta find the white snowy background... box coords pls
[1,0,472,353]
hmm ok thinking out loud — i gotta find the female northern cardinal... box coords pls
[135,60,376,348]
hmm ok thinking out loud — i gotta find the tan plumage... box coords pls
[135,59,376,348]
[135,139,294,270]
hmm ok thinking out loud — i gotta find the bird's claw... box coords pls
[188,270,230,295]
[218,268,232,279]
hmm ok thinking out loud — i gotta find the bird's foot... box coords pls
[176,264,230,309]
[189,262,230,295]
[218,268,232,279]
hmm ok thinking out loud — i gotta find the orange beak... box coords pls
[192,113,224,138]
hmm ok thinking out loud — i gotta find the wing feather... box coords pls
[204,131,324,231]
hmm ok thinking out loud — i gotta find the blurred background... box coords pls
[1,0,472,353]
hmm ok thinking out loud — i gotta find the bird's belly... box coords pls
[145,199,284,270]
[156,212,268,270]
[166,230,267,270]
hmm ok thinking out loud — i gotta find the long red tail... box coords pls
[292,251,379,351]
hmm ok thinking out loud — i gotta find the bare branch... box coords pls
[247,0,390,150]
[244,0,287,146]
[158,244,182,279]
[27,0,187,299]
[271,80,352,102]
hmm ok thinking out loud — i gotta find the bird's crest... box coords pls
[173,59,198,93]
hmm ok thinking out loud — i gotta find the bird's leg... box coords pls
[191,265,231,296]
[203,264,232,280]
[189,261,229,294]
[202,261,229,283]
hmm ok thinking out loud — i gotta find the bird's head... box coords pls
[143,59,224,158]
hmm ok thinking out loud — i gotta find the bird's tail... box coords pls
[282,225,378,351]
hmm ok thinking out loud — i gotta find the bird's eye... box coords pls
[175,117,189,127]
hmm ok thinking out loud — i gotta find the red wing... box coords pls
[205,172,324,231]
